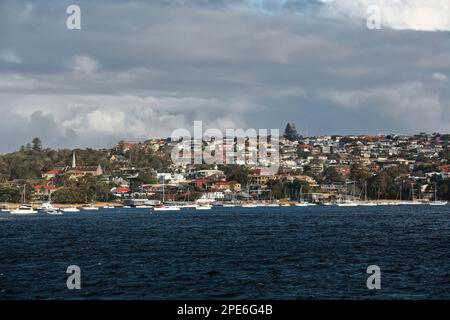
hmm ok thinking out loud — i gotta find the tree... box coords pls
[32,137,42,151]
[283,123,300,142]
[223,165,250,185]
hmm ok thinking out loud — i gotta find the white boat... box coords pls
[10,186,37,215]
[153,205,181,211]
[337,201,359,207]
[429,183,447,206]
[136,205,153,208]
[294,202,308,207]
[47,209,63,215]
[280,203,291,207]
[153,176,180,212]
[266,203,280,207]
[195,205,212,210]
[359,202,378,206]
[81,203,99,211]
[429,201,448,206]
[60,207,80,213]
[180,204,198,209]
[1,203,10,212]
[222,203,236,208]
[122,206,131,208]
[102,205,115,209]
[11,204,37,215]
[241,203,258,208]
[39,200,59,212]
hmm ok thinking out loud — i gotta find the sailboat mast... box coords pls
[162,176,165,203]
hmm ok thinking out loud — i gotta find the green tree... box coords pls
[32,137,42,151]
[283,123,300,142]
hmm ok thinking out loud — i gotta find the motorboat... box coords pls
[60,207,80,213]
[11,204,37,215]
[153,205,181,212]
[294,202,308,207]
[195,204,212,210]
[429,201,448,206]
[81,203,99,211]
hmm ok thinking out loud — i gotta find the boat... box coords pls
[337,200,359,207]
[39,198,57,211]
[266,203,280,207]
[153,176,180,212]
[60,207,80,213]
[1,203,10,212]
[241,203,258,208]
[222,203,236,208]
[10,186,37,215]
[195,204,212,210]
[359,202,378,206]
[11,204,37,215]
[153,205,181,211]
[40,201,62,214]
[102,205,115,209]
[81,203,99,211]
[430,183,448,206]
[47,208,63,215]
[430,201,448,206]
[359,182,377,206]
[294,202,308,207]
[294,186,309,207]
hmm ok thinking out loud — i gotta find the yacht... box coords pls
[337,201,359,207]
[195,204,212,210]
[180,203,198,209]
[429,183,447,206]
[81,203,99,211]
[266,203,280,207]
[241,203,258,208]
[153,176,180,212]
[11,204,38,215]
[39,200,62,214]
[0,203,10,212]
[294,202,308,207]
[102,205,115,209]
[10,186,37,215]
[295,186,309,207]
[222,203,236,208]
[430,201,448,206]
[153,205,181,212]
[60,207,80,213]
[360,202,378,206]
[359,182,377,206]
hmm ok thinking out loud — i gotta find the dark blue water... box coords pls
[1,206,450,299]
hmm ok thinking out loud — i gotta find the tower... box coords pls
[72,151,76,168]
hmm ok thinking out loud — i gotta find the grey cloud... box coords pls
[0,0,449,152]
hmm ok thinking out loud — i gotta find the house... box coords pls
[33,185,58,198]
[42,170,63,180]
[213,181,241,192]
[110,187,130,197]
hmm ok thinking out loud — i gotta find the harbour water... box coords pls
[1,205,450,299]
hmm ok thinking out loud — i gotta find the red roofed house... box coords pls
[42,170,63,180]
[33,185,58,197]
[110,187,130,197]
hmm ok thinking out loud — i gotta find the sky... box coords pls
[1,0,450,152]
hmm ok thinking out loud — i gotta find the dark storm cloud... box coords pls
[0,0,449,152]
